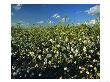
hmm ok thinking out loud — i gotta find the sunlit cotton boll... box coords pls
[71,47,74,52]
[89,65,93,67]
[39,73,42,76]
[79,66,81,69]
[88,55,91,58]
[79,38,81,41]
[67,46,70,50]
[57,44,60,48]
[83,46,87,52]
[74,61,77,64]
[27,69,30,73]
[83,40,87,44]
[35,64,38,67]
[38,55,42,60]
[90,50,94,53]
[13,72,17,76]
[12,66,16,70]
[45,48,49,52]
[49,39,54,43]
[93,59,97,62]
[80,70,83,73]
[86,71,89,74]
[75,49,78,54]
[53,65,57,68]
[48,61,51,65]
[97,36,99,39]
[29,52,34,55]
[69,55,73,58]
[97,52,100,55]
[64,67,67,71]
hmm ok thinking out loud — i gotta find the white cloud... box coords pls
[76,23,81,25]
[17,20,29,26]
[17,20,25,25]
[13,4,22,11]
[36,21,44,24]
[89,19,96,24]
[52,13,60,18]
[48,20,53,24]
[85,5,100,15]
[85,19,97,25]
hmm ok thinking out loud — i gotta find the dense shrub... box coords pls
[11,24,100,79]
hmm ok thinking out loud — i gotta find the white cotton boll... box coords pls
[97,52,100,55]
[75,49,78,54]
[90,50,94,53]
[57,44,60,48]
[48,61,51,65]
[53,65,57,68]
[38,55,41,60]
[12,66,16,70]
[93,59,96,62]
[35,64,38,67]
[69,55,73,58]
[29,52,34,55]
[83,46,87,52]
[71,48,74,52]
[13,72,17,76]
[79,66,81,69]
[74,61,76,64]
[27,69,30,73]
[49,39,55,43]
[46,48,48,52]
[86,71,89,74]
[49,39,53,42]
[59,37,62,40]
[97,36,99,39]
[56,51,59,55]
[88,55,91,58]
[79,38,81,41]
[39,73,42,76]
[83,40,87,44]
[67,46,70,50]
[90,65,93,67]
[42,42,45,46]
[64,67,67,70]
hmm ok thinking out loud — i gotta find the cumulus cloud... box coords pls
[85,19,97,25]
[89,19,96,24]
[37,21,44,24]
[52,13,60,18]
[13,4,22,11]
[85,5,100,15]
[48,20,53,24]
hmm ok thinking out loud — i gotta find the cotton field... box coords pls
[11,23,100,79]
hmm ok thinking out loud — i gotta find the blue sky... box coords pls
[11,4,100,25]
